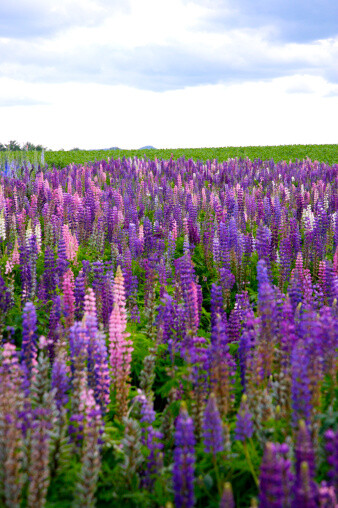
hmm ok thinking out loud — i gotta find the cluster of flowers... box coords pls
[0,154,337,507]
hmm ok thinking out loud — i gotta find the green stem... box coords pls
[243,441,259,488]
[212,452,222,498]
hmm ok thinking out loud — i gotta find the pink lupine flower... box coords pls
[0,343,25,507]
[83,287,98,321]
[62,269,75,328]
[109,302,133,418]
[113,265,128,328]
[62,224,79,262]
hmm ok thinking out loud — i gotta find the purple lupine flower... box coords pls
[324,429,338,492]
[47,295,63,361]
[289,270,303,313]
[74,270,86,321]
[73,388,103,507]
[219,222,231,270]
[21,301,38,381]
[219,268,235,296]
[57,236,69,278]
[27,407,53,508]
[234,395,254,442]
[292,461,317,508]
[238,312,257,389]
[85,315,110,413]
[173,403,196,508]
[202,393,224,455]
[294,420,316,497]
[219,482,235,508]
[175,253,200,333]
[42,246,57,302]
[51,358,70,411]
[291,341,312,429]
[0,274,11,313]
[209,313,235,418]
[135,393,164,488]
[259,442,293,508]
[256,222,271,267]
[210,283,226,328]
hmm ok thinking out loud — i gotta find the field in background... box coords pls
[1,143,338,168]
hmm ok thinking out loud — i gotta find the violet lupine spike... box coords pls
[27,407,53,508]
[73,388,103,508]
[136,393,164,489]
[175,254,200,334]
[234,394,254,442]
[324,429,338,493]
[291,342,312,429]
[289,270,303,313]
[256,260,277,382]
[21,301,38,383]
[47,295,63,362]
[101,274,114,327]
[202,393,224,455]
[74,269,86,321]
[259,442,293,508]
[238,312,258,390]
[292,461,317,508]
[43,246,57,302]
[294,420,316,497]
[57,236,69,278]
[209,313,235,418]
[0,273,11,313]
[173,403,196,508]
[84,313,110,412]
[210,283,226,328]
[51,357,70,411]
[219,482,235,508]
[68,322,89,419]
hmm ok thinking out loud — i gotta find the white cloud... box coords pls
[1,0,338,91]
[0,0,337,149]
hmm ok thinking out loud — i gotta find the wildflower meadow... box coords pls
[0,153,337,507]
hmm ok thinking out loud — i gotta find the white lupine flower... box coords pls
[302,205,315,230]
[35,223,42,251]
[25,220,33,246]
[276,251,280,264]
[0,209,6,240]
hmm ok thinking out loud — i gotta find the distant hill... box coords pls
[139,145,156,150]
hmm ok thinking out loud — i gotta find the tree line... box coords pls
[0,140,47,151]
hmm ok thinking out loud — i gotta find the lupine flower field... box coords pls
[0,154,337,507]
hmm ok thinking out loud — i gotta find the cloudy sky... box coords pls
[0,0,337,150]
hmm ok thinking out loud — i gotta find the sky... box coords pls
[0,0,337,151]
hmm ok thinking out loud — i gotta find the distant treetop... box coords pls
[0,140,47,151]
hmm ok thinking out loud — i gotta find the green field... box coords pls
[2,144,338,168]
